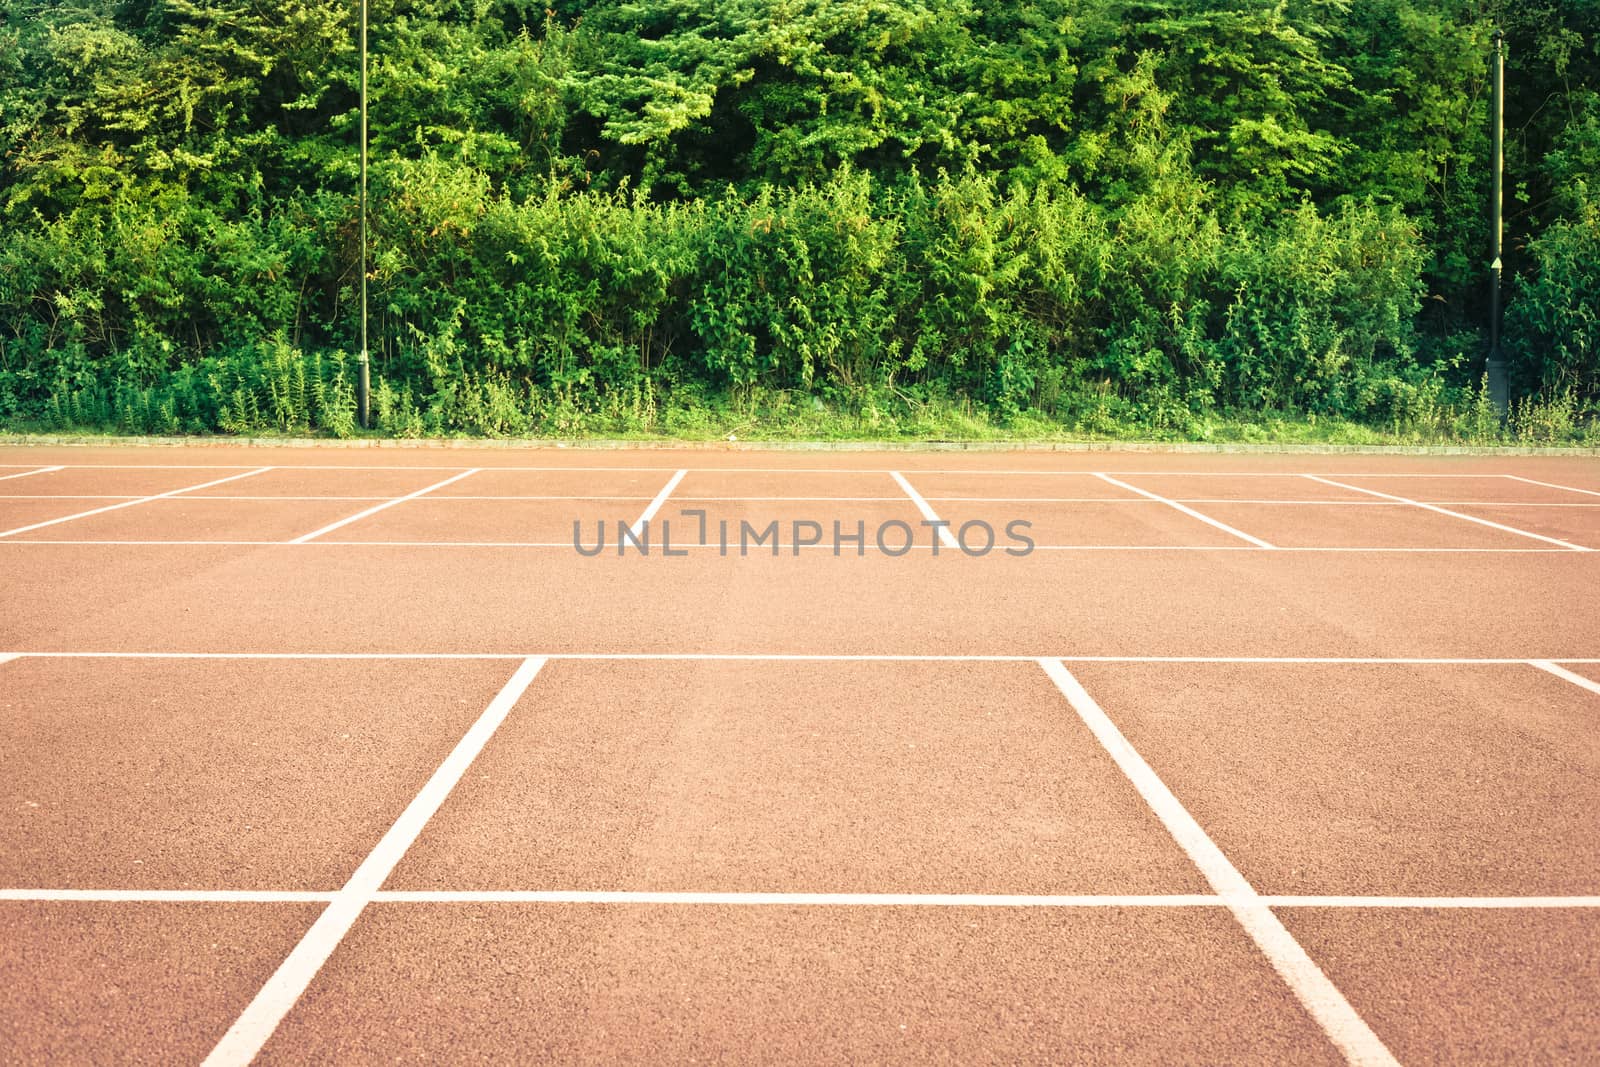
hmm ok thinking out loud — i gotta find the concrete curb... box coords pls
[2,432,1598,457]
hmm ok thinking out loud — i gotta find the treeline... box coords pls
[1,0,1597,436]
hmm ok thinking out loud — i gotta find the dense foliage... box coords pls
[1,0,1596,436]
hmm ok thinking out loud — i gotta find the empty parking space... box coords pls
[1069,662,1600,896]
[0,545,257,651]
[302,469,688,544]
[1279,907,1600,1064]
[903,471,1143,501]
[18,466,255,498]
[0,657,513,890]
[924,500,1253,548]
[643,498,937,553]
[184,466,460,499]
[1192,501,1552,549]
[389,659,1206,894]
[1107,474,1377,502]
[428,467,672,498]
[1440,503,1599,549]
[1333,474,1600,504]
[0,901,322,1065]
[312,496,646,544]
[259,903,1338,1065]
[1502,473,1600,497]
[676,468,905,499]
[7,497,373,543]
[0,498,122,535]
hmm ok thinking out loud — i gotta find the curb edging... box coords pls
[2,433,1598,457]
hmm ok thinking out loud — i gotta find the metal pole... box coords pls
[1485,28,1508,418]
[358,0,371,429]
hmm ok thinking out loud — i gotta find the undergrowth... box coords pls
[18,351,1596,447]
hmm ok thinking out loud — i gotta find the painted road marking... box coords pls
[5,652,1599,665]
[1504,475,1600,499]
[890,470,961,550]
[4,887,1599,907]
[286,469,482,543]
[0,889,335,903]
[1305,475,1593,551]
[0,468,274,539]
[1529,660,1600,697]
[171,495,393,502]
[5,492,1595,508]
[202,656,547,1067]
[0,653,16,668]
[7,462,1599,475]
[1040,659,1398,1067]
[674,495,903,502]
[415,494,656,501]
[0,539,1584,552]
[923,497,1364,505]
[371,891,1600,908]
[0,465,63,482]
[1166,499,1600,508]
[1093,474,1277,548]
[627,469,687,541]
[1258,895,1600,909]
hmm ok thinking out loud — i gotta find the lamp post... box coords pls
[358,0,371,429]
[1486,28,1507,418]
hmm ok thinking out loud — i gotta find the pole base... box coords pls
[1485,356,1508,421]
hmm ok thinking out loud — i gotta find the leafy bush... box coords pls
[1508,195,1600,399]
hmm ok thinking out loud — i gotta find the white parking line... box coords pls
[1093,474,1277,548]
[0,889,334,903]
[287,469,481,543]
[889,471,961,550]
[369,890,1600,908]
[374,891,1222,906]
[1304,475,1592,550]
[202,656,547,1067]
[918,498,1378,506]
[0,468,273,539]
[0,465,63,482]
[0,538,1582,553]
[628,469,687,540]
[1040,659,1398,1067]
[1428,501,1600,508]
[9,492,1593,508]
[1529,660,1600,697]
[1259,895,1600,909]
[183,495,393,502]
[1504,475,1600,499]
[6,886,1597,908]
[6,651,1598,665]
[674,495,904,502]
[446,494,655,501]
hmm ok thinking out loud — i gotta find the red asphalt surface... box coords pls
[1,444,1598,1065]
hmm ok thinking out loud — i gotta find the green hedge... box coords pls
[3,166,1442,433]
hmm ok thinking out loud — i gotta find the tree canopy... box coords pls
[1,0,1596,435]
